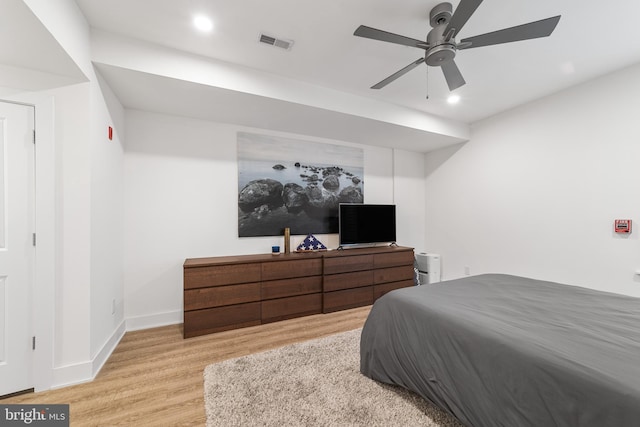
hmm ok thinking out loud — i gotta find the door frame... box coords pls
[33,96,55,391]
[1,95,55,391]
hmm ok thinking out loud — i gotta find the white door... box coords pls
[0,101,35,396]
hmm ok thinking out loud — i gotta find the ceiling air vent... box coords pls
[259,33,294,50]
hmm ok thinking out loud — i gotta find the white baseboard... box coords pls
[50,319,127,389]
[125,310,182,332]
[92,320,126,378]
[51,362,93,390]
[50,312,181,390]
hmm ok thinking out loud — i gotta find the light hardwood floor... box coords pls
[3,306,371,426]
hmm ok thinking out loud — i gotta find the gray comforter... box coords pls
[360,274,640,427]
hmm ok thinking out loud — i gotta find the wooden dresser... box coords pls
[322,246,415,313]
[183,246,414,338]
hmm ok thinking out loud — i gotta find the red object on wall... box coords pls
[614,219,632,233]
[108,126,113,140]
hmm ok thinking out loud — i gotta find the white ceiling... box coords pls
[73,0,640,124]
[0,0,85,91]
[3,1,640,151]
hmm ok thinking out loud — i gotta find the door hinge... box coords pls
[32,129,36,144]
[32,233,36,246]
[32,336,36,350]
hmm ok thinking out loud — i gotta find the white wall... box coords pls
[394,150,426,252]
[29,75,125,387]
[47,83,92,371]
[424,62,640,296]
[0,1,126,389]
[89,70,125,363]
[123,109,426,328]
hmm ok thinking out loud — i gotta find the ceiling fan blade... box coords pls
[441,59,466,91]
[444,0,483,39]
[458,15,561,50]
[354,25,429,49]
[371,58,425,89]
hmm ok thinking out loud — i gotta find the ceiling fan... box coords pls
[354,0,561,92]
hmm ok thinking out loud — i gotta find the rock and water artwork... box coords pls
[237,132,364,237]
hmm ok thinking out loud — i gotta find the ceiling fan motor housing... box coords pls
[429,2,452,27]
[425,44,456,66]
[426,3,456,66]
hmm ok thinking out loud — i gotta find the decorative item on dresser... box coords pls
[183,246,414,338]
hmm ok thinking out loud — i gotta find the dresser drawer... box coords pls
[261,276,322,300]
[373,250,415,269]
[374,265,414,284]
[323,270,373,292]
[184,282,261,311]
[323,287,373,313]
[323,254,373,275]
[262,293,322,323]
[184,263,261,289]
[261,258,322,281]
[183,302,261,338]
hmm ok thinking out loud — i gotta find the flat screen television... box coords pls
[338,203,396,248]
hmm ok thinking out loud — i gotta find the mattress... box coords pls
[360,274,640,427]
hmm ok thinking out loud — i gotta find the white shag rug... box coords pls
[203,328,463,426]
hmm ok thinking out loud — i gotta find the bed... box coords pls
[360,274,640,427]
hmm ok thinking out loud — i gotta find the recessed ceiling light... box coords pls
[560,61,575,75]
[193,15,213,32]
[447,94,461,104]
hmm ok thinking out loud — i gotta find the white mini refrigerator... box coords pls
[415,253,441,284]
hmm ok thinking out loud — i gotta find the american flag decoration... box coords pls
[296,234,327,252]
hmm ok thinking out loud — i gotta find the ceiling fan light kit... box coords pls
[354,0,561,94]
